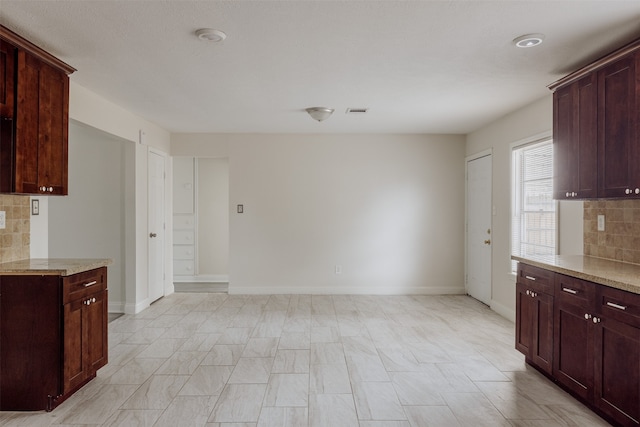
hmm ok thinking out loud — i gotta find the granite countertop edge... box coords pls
[0,258,113,276]
[512,254,640,295]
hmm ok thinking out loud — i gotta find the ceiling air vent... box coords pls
[345,108,368,114]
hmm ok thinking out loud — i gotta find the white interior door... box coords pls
[148,150,166,303]
[466,154,492,305]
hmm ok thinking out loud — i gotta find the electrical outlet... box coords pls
[597,214,605,231]
[335,265,342,275]
[0,211,5,229]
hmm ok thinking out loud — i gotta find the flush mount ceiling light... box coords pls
[195,28,227,42]
[305,107,334,122]
[513,33,545,48]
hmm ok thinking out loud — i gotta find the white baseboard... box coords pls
[228,286,466,295]
[108,301,125,313]
[491,299,515,322]
[125,299,150,315]
[174,274,229,283]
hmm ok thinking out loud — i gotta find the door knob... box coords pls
[484,239,491,245]
[149,233,157,238]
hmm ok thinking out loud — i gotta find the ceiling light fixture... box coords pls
[513,33,545,48]
[195,28,227,42]
[306,107,334,122]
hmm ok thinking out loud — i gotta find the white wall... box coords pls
[466,95,584,320]
[198,157,229,277]
[172,133,466,294]
[48,121,133,312]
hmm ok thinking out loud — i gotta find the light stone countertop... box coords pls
[0,258,112,276]
[512,254,640,294]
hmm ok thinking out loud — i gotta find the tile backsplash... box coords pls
[584,199,640,264]
[0,195,30,263]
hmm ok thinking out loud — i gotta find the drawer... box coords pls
[174,230,195,245]
[597,286,640,328]
[517,263,554,295]
[63,267,107,304]
[174,245,195,260]
[555,273,595,306]
[174,215,195,230]
[174,260,195,276]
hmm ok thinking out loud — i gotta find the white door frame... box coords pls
[148,148,168,303]
[465,148,493,305]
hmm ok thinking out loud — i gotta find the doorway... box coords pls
[466,152,492,305]
[148,149,166,303]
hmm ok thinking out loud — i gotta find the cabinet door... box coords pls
[515,282,534,356]
[15,51,68,195]
[597,54,640,198]
[531,291,554,375]
[594,317,640,426]
[63,290,108,393]
[554,299,594,400]
[553,74,597,200]
[85,290,108,373]
[0,39,16,118]
[515,282,554,375]
[63,297,85,393]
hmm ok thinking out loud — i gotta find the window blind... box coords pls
[511,140,556,271]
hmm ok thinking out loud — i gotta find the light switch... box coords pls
[597,214,605,231]
[0,211,5,229]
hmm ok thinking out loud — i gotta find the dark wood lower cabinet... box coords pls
[0,267,107,411]
[595,317,640,425]
[553,273,596,401]
[515,281,553,375]
[516,263,640,427]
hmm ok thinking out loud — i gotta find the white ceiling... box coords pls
[1,1,639,134]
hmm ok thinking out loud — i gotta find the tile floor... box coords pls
[0,293,611,426]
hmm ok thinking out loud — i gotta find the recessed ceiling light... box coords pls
[513,33,545,48]
[195,28,227,42]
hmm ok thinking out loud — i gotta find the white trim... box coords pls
[465,147,493,163]
[509,130,552,150]
[228,286,466,296]
[108,301,125,314]
[124,299,150,315]
[173,274,229,283]
[490,299,515,322]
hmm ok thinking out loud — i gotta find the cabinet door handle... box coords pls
[83,280,98,288]
[606,302,627,311]
[562,287,578,294]
[525,275,536,281]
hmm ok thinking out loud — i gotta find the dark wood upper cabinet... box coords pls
[553,74,597,199]
[597,54,640,198]
[0,39,16,118]
[0,24,74,195]
[550,38,640,200]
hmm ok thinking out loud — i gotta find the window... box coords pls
[511,139,556,272]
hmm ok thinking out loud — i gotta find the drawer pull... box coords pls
[83,280,98,288]
[525,275,536,281]
[606,302,627,311]
[562,287,578,295]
